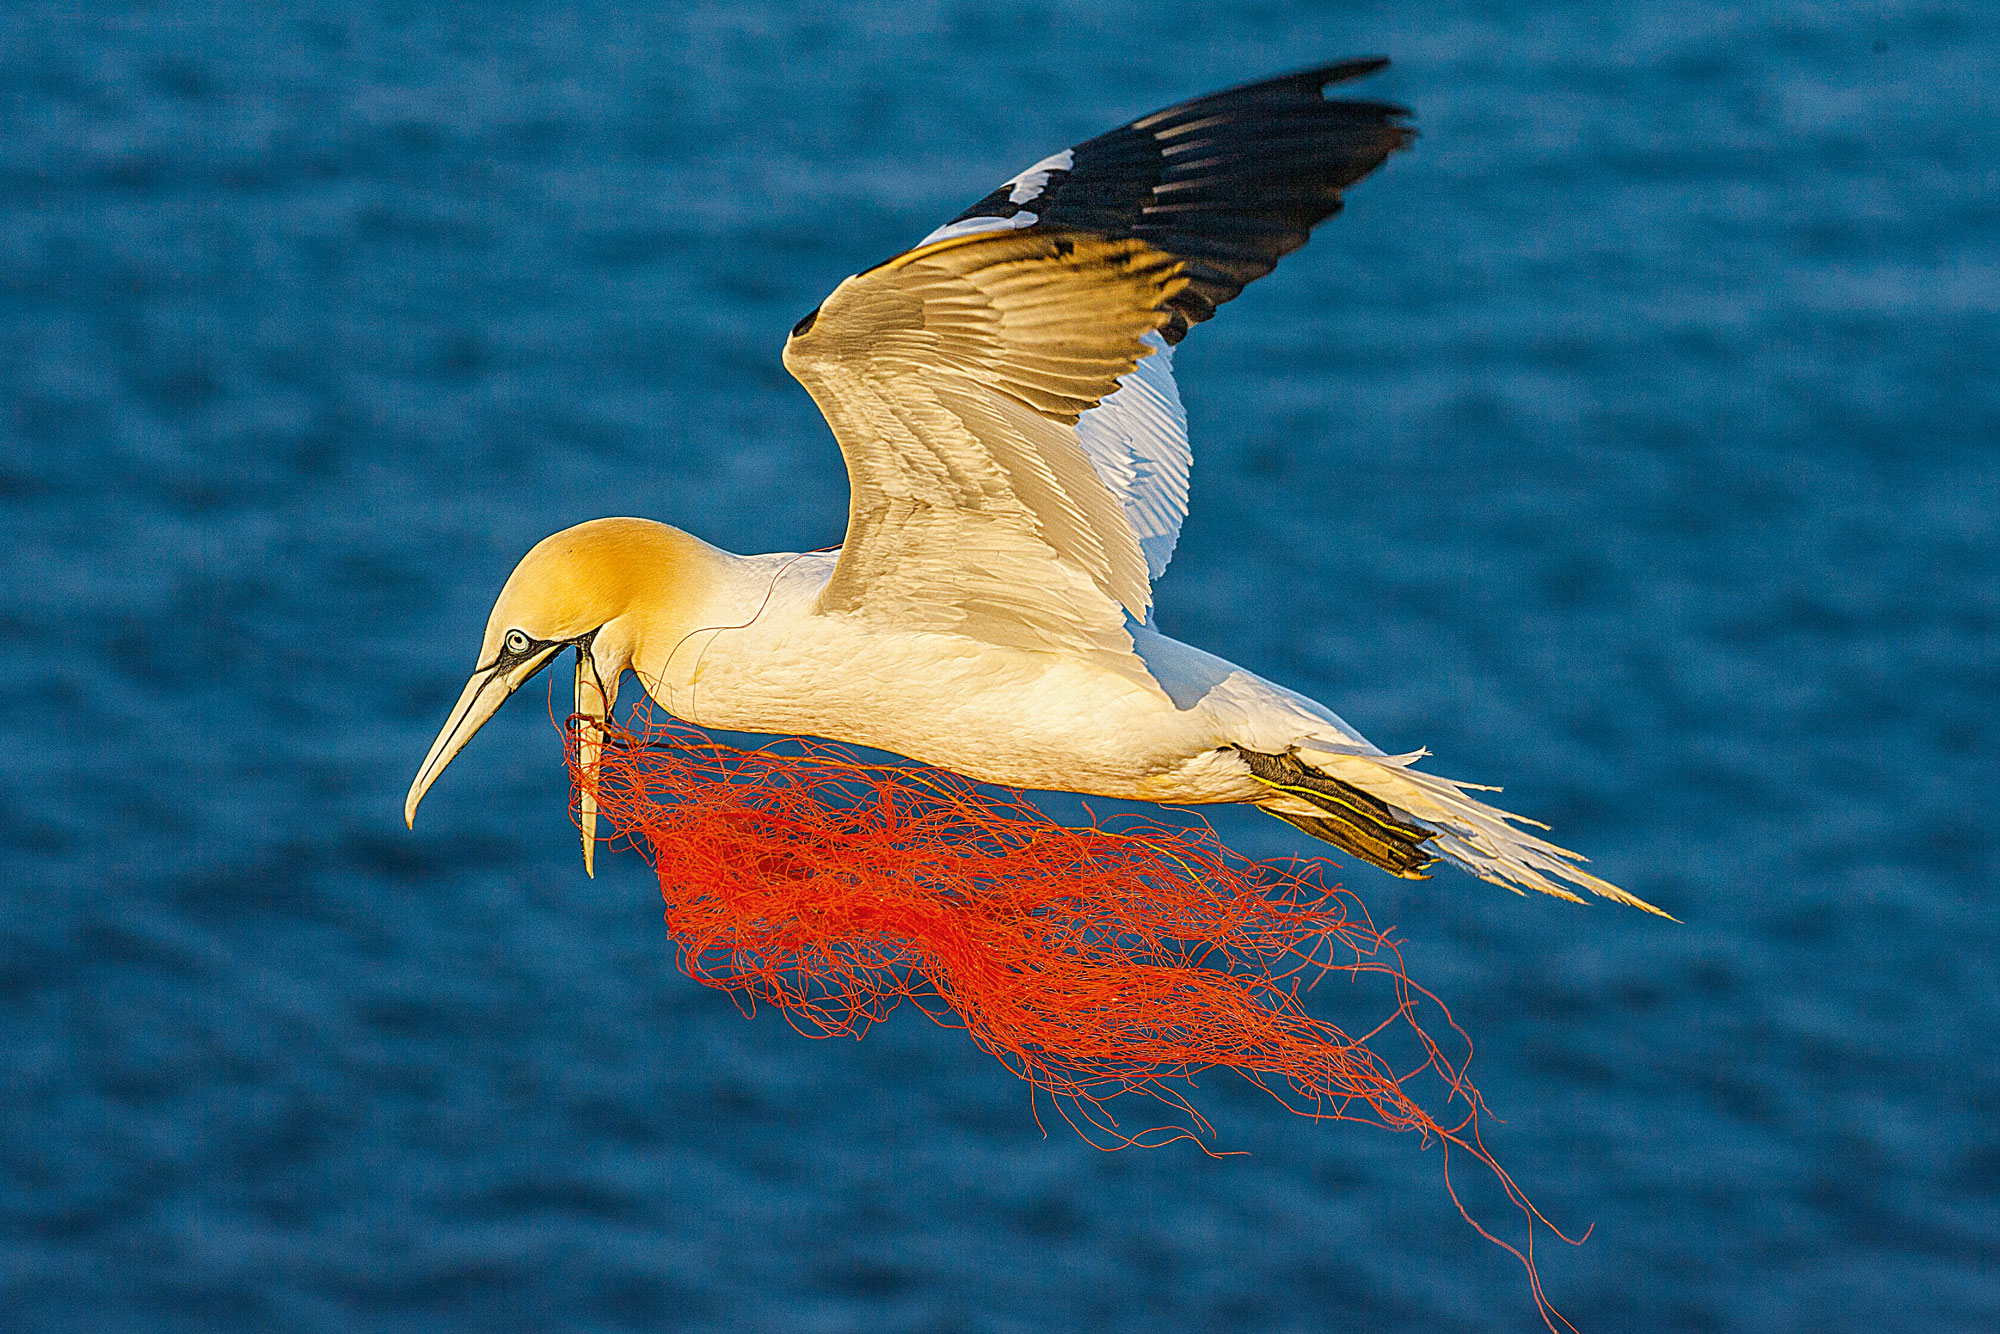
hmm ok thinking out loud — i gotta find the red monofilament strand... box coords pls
[566,703,1584,1331]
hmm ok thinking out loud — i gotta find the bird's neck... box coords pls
[622,544,838,720]
[566,521,737,698]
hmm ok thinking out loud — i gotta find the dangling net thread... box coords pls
[566,702,1584,1329]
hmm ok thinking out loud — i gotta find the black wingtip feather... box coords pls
[933,58,1415,344]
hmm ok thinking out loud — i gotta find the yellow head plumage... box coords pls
[404,517,715,873]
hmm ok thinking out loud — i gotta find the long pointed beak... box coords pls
[573,649,618,878]
[404,647,559,829]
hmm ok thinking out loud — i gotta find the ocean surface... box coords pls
[3,2,1995,1330]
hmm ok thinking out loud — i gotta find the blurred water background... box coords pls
[3,2,1996,1330]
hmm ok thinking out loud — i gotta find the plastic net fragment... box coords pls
[566,705,1581,1326]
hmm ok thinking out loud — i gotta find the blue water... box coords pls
[4,2,1995,1330]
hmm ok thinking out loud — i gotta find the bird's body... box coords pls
[407,60,1666,916]
[629,544,1357,805]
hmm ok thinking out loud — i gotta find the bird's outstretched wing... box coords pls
[784,61,1413,672]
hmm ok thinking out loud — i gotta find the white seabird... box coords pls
[405,60,1665,916]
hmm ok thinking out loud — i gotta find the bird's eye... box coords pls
[504,630,531,654]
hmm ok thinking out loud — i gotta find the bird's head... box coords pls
[404,517,713,871]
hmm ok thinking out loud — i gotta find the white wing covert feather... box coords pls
[1076,331,1190,582]
[783,229,1188,683]
[785,61,1414,664]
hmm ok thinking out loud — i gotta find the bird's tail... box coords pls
[1241,744,1671,918]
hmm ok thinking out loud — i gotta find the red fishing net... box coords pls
[567,705,1582,1326]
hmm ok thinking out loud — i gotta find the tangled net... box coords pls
[566,703,1582,1327]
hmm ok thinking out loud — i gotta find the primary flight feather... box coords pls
[406,60,1666,917]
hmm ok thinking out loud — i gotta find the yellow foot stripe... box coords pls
[1236,747,1440,878]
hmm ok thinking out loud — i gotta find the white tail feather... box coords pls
[1292,744,1672,918]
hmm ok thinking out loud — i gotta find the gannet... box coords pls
[405,60,1665,916]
